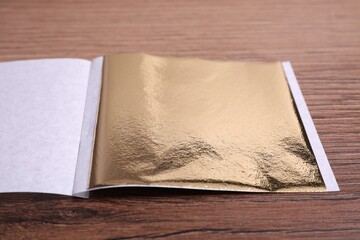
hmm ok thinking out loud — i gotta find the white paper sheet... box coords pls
[0,58,90,196]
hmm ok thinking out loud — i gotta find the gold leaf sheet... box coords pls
[89,53,325,192]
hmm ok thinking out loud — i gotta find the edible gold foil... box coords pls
[89,53,325,192]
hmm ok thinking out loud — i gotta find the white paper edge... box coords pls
[72,57,104,198]
[282,61,339,192]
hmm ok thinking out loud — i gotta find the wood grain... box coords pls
[0,0,359,239]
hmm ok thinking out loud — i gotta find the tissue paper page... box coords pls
[73,57,104,197]
[0,59,90,196]
[90,53,326,192]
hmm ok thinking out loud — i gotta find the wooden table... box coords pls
[0,0,359,239]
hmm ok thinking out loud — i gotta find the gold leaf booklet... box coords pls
[0,53,339,197]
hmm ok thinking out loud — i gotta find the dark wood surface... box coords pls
[0,0,359,239]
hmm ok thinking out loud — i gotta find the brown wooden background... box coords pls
[0,0,359,239]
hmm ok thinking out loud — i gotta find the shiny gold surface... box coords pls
[89,53,325,192]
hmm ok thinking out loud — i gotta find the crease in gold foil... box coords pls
[89,53,325,192]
